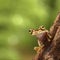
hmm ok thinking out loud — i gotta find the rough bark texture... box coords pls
[32,13,60,60]
[50,13,60,39]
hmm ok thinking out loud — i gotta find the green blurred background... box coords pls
[0,0,60,60]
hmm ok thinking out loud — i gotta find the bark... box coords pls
[32,13,60,60]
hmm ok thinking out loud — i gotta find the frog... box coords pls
[29,26,52,53]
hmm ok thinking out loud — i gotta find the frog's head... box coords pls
[29,26,46,36]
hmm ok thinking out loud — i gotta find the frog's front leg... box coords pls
[34,40,44,53]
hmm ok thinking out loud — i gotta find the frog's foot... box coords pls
[34,46,44,53]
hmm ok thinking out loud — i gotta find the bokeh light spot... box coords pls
[12,15,24,26]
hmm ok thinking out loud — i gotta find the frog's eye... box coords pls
[41,25,45,28]
[29,29,33,34]
[39,26,45,30]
